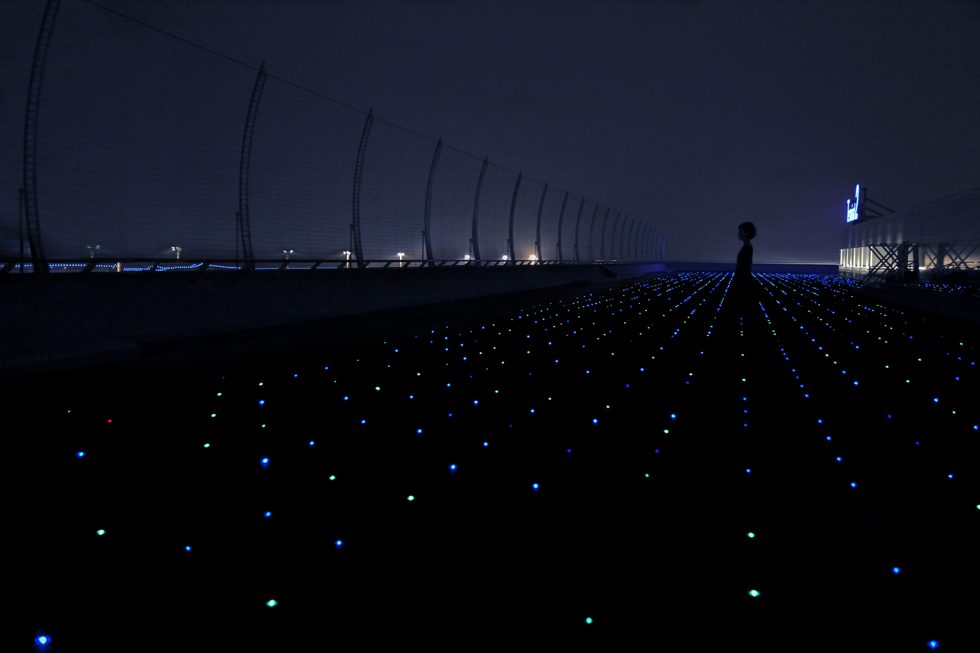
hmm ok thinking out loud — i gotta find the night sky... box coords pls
[3,0,979,264]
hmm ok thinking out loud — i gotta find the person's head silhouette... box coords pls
[738,221,756,243]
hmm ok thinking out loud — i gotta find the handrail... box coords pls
[0,257,660,274]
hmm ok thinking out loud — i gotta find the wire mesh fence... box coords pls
[2,0,663,271]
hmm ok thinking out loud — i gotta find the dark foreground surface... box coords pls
[16,273,980,651]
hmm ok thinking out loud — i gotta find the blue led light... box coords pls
[76,451,85,458]
[449,464,457,472]
[258,400,266,406]
[335,539,344,549]
[185,545,192,552]
[532,483,540,491]
[482,441,489,447]
[260,457,270,467]
[35,635,51,648]
[928,641,939,650]
[264,511,272,518]
[892,566,901,575]
[309,440,315,447]
[850,482,858,488]
[416,428,423,435]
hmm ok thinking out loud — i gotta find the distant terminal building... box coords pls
[839,184,980,281]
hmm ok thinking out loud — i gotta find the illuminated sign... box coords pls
[846,184,861,223]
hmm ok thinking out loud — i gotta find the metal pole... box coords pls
[599,208,611,261]
[238,62,267,270]
[534,183,548,261]
[555,190,569,263]
[18,188,26,273]
[22,0,62,274]
[423,137,442,263]
[471,157,488,262]
[352,109,375,270]
[588,205,600,261]
[573,198,586,262]
[507,172,522,263]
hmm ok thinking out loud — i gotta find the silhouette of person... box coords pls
[733,221,756,310]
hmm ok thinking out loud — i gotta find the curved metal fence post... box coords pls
[507,172,523,262]
[22,0,62,274]
[423,137,442,263]
[573,198,586,262]
[555,190,569,263]
[609,212,630,261]
[599,208,612,261]
[617,213,627,261]
[352,108,375,269]
[238,62,267,270]
[588,205,600,261]
[534,183,548,262]
[619,216,635,261]
[471,157,488,261]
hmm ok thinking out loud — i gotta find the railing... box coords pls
[0,258,653,274]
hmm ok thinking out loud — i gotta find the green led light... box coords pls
[96,529,106,536]
[203,443,210,449]
[663,429,669,434]
[210,413,217,418]
[375,386,381,391]
[265,599,278,608]
[216,392,222,397]
[328,475,337,481]
[585,617,593,624]
[261,424,267,429]
[644,473,650,478]
[747,532,756,539]
[258,382,264,387]
[748,589,760,598]
[407,495,415,502]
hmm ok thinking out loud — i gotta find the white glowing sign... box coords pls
[846,184,861,223]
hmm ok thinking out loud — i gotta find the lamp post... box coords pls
[171,246,183,260]
[397,252,406,268]
[86,244,101,260]
[342,250,352,269]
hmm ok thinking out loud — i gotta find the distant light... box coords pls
[928,641,940,650]
[35,635,51,648]
[850,482,858,488]
[449,464,457,472]
[584,617,593,624]
[308,440,315,447]
[76,451,86,458]
[96,529,106,536]
[264,511,272,518]
[532,483,540,491]
[892,566,901,575]
[260,457,270,467]
[185,545,192,552]
[265,599,278,608]
[258,400,265,406]
[748,589,761,598]
[747,532,756,539]
[335,539,344,549]
[407,495,415,502]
